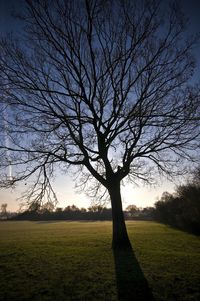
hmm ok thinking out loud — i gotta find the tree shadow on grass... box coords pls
[113,248,155,301]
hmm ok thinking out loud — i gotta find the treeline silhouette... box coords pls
[154,167,200,235]
[5,167,200,236]
[9,205,154,221]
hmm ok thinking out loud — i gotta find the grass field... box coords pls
[0,221,199,301]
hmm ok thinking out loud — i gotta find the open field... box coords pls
[0,221,199,301]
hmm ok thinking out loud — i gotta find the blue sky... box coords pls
[0,0,199,211]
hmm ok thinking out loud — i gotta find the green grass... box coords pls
[0,221,199,301]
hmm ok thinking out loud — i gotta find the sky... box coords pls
[0,0,199,212]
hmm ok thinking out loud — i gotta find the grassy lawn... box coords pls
[0,221,199,301]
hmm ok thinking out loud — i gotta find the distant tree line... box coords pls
[12,205,112,221]
[154,167,200,235]
[8,204,154,221]
[3,167,200,236]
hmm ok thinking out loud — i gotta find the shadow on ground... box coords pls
[113,248,155,301]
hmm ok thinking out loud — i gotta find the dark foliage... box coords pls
[154,169,200,235]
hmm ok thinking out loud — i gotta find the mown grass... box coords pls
[0,221,199,301]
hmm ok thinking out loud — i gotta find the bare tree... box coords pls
[1,203,8,219]
[0,0,199,249]
[126,205,138,218]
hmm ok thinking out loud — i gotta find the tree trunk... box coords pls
[108,180,132,250]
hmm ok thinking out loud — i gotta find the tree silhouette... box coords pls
[0,203,8,219]
[0,0,199,249]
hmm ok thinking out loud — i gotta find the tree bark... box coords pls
[108,180,132,250]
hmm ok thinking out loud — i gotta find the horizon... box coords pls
[0,176,179,212]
